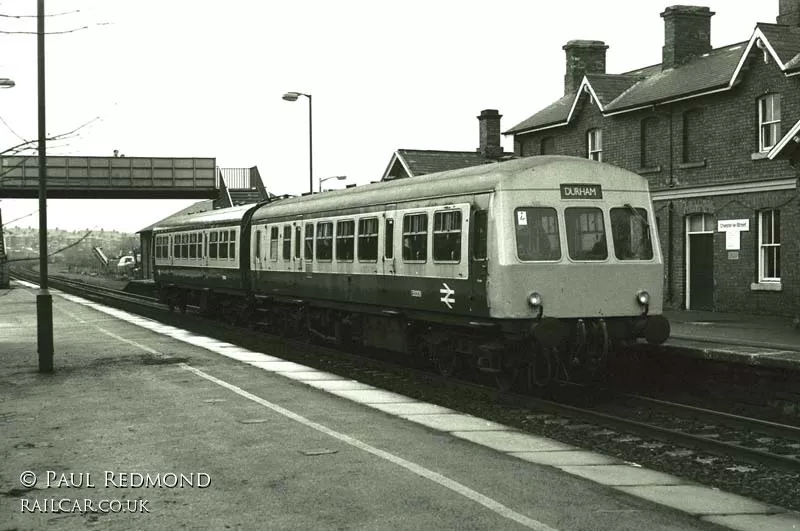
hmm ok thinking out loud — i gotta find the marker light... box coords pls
[636,290,651,306]
[527,291,543,308]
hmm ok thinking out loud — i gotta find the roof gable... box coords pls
[507,23,800,135]
[381,149,512,181]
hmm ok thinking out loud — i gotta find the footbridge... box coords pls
[0,156,269,205]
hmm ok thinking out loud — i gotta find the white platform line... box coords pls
[181,364,557,531]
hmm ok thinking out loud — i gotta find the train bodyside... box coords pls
[245,156,668,357]
[152,204,255,311]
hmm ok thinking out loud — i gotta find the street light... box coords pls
[319,175,346,193]
[282,91,313,194]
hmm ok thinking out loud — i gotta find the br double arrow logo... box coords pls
[439,282,455,309]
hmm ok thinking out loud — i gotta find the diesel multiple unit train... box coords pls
[152,156,670,388]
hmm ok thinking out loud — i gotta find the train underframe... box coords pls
[160,285,670,391]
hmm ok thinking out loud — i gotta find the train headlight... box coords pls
[636,290,650,306]
[527,291,543,308]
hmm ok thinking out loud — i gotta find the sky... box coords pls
[0,1,782,234]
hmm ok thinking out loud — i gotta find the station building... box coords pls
[504,2,800,317]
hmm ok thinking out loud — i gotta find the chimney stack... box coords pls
[563,40,608,96]
[661,5,714,70]
[477,109,503,160]
[778,0,800,25]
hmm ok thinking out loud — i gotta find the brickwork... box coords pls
[512,32,800,317]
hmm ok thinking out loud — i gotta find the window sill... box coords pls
[751,152,769,160]
[678,160,706,169]
[638,165,662,174]
[750,282,782,292]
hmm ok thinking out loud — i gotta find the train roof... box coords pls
[251,156,650,221]
[150,203,255,232]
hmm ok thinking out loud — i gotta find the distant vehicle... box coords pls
[118,255,136,268]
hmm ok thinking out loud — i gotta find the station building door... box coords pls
[685,213,715,310]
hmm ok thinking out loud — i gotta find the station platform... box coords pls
[2,281,799,530]
[663,309,800,371]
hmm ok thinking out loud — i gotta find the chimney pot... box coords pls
[477,109,503,160]
[661,5,714,70]
[778,0,800,25]
[562,40,608,96]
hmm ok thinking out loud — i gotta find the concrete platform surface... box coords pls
[2,281,799,531]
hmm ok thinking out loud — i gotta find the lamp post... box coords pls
[319,175,346,193]
[37,0,53,373]
[282,91,312,194]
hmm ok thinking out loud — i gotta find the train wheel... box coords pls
[435,352,460,378]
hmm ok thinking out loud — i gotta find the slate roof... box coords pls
[382,149,514,181]
[505,23,800,135]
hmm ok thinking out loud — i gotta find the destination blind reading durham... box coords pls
[560,184,602,199]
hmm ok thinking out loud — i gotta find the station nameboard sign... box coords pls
[717,218,750,251]
[560,183,602,199]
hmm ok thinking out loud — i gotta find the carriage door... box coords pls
[686,213,714,310]
[294,220,304,272]
[382,205,396,276]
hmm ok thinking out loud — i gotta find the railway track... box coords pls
[9,271,800,508]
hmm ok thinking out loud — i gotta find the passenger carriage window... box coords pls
[515,207,560,261]
[433,210,461,262]
[384,219,394,259]
[269,227,279,261]
[282,225,291,260]
[336,220,355,261]
[219,231,229,259]
[565,207,607,260]
[229,230,236,260]
[254,230,261,261]
[402,213,427,262]
[209,232,218,259]
[611,207,653,260]
[358,218,379,261]
[473,210,488,260]
[294,226,301,259]
[304,224,314,259]
[316,222,333,261]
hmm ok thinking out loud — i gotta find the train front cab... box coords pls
[487,180,670,354]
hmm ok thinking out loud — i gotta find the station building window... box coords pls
[565,207,607,260]
[682,108,704,163]
[515,207,560,261]
[358,218,378,261]
[758,209,780,282]
[336,220,355,261]
[316,222,333,261]
[433,210,461,262]
[540,136,555,155]
[189,233,198,259]
[402,213,427,262]
[640,117,658,168]
[587,128,603,162]
[758,93,781,152]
